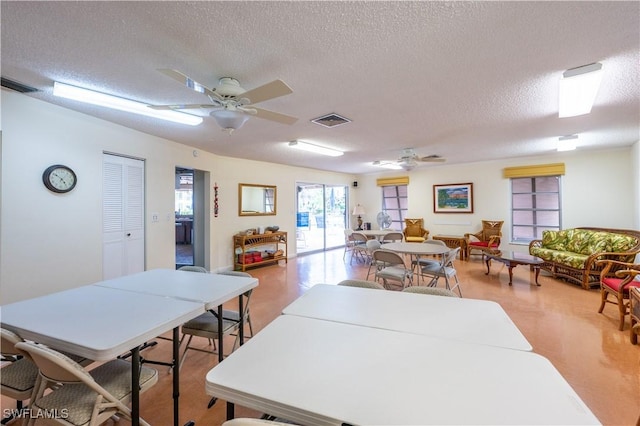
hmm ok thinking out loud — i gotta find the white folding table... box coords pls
[206,315,600,425]
[1,284,204,426]
[95,268,259,361]
[1,269,259,426]
[282,284,532,351]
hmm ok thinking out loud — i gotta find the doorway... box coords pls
[296,183,348,254]
[175,168,194,267]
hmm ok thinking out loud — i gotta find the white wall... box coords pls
[2,90,638,304]
[356,147,638,250]
[0,90,354,303]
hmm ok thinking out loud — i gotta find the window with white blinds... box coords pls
[511,176,562,243]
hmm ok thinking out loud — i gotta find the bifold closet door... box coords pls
[102,153,145,280]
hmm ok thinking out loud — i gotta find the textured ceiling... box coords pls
[2,1,639,174]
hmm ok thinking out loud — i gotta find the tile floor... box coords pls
[2,248,639,425]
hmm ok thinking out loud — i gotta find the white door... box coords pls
[103,154,145,279]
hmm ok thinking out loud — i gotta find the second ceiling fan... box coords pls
[149,69,298,132]
[375,148,446,171]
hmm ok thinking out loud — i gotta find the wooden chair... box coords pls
[403,218,429,243]
[596,259,640,330]
[464,220,503,259]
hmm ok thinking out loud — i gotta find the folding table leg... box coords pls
[131,346,141,426]
[227,401,235,420]
[173,327,180,426]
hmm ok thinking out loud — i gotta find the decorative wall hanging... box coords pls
[214,182,219,217]
[433,182,474,213]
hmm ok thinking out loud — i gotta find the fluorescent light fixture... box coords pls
[558,63,603,118]
[288,140,343,157]
[557,134,578,152]
[372,160,402,170]
[53,82,203,126]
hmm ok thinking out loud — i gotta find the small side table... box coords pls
[432,235,467,260]
[484,250,544,286]
[630,287,640,345]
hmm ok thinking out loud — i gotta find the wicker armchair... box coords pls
[464,220,503,259]
[596,260,640,330]
[403,218,429,243]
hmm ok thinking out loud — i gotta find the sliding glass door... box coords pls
[296,183,348,254]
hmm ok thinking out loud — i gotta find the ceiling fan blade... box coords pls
[241,79,293,105]
[148,103,218,111]
[419,156,446,162]
[157,69,219,99]
[253,107,298,125]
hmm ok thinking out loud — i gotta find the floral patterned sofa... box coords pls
[529,227,640,289]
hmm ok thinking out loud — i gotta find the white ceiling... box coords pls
[2,1,639,174]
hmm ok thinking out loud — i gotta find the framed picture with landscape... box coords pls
[433,182,474,213]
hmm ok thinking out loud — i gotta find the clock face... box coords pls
[43,165,77,193]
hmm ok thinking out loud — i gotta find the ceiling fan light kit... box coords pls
[210,108,251,133]
[558,62,603,118]
[52,82,203,126]
[153,69,297,131]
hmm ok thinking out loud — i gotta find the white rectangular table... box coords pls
[95,268,259,362]
[1,284,204,426]
[0,284,203,361]
[1,269,259,426]
[282,284,532,351]
[94,268,258,311]
[206,315,600,425]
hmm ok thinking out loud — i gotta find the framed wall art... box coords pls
[433,182,473,213]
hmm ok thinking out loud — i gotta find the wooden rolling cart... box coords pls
[432,235,467,260]
[234,231,287,271]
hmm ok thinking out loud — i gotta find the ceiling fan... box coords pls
[374,148,446,171]
[149,69,298,133]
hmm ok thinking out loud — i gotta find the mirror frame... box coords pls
[238,183,277,216]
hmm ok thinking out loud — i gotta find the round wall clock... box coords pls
[42,164,77,193]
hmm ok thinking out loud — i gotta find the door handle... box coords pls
[126,233,131,237]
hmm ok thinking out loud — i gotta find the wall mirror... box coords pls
[239,183,277,216]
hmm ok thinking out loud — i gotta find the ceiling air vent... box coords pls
[1,77,39,93]
[311,113,351,128]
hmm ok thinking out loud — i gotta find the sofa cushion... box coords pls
[530,247,588,268]
[608,233,638,252]
[551,251,589,269]
[542,230,569,251]
[566,230,609,255]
